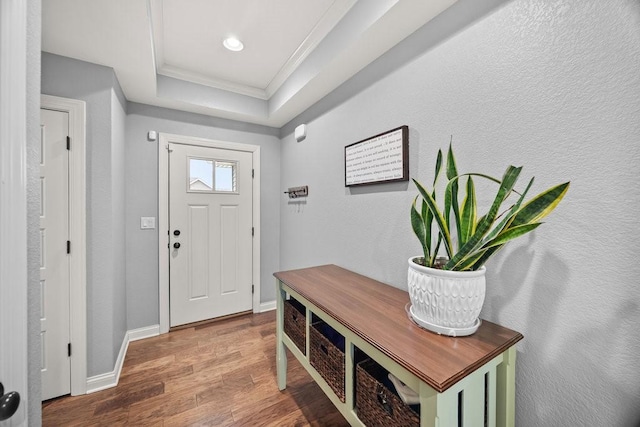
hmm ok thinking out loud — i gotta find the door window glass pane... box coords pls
[215,161,236,192]
[189,158,213,191]
[189,158,237,193]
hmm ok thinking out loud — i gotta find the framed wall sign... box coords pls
[345,125,409,187]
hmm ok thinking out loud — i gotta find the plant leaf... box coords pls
[433,149,443,187]
[413,178,453,259]
[425,197,435,256]
[445,144,461,249]
[443,172,503,246]
[444,182,452,232]
[458,223,540,270]
[460,176,477,246]
[510,182,570,227]
[433,148,443,258]
[445,143,458,183]
[411,198,429,261]
[482,223,542,249]
[480,176,535,247]
[445,165,522,270]
[470,245,502,271]
[456,249,487,271]
[468,176,535,270]
[430,234,443,267]
[471,183,569,270]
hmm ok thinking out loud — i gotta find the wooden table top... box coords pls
[274,264,523,393]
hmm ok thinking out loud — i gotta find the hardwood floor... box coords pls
[42,311,349,426]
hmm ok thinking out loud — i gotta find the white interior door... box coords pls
[169,142,253,327]
[40,108,71,400]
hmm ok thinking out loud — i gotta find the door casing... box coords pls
[40,94,87,396]
[158,133,261,334]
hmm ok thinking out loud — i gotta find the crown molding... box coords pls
[150,0,356,101]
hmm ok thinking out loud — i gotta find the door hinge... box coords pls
[252,285,254,294]
[66,136,71,150]
[252,169,254,178]
[251,227,254,236]
[68,343,72,357]
[66,240,71,254]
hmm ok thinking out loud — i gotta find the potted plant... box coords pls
[408,143,569,336]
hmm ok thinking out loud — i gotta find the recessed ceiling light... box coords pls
[223,37,244,52]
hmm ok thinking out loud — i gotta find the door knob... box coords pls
[173,242,181,249]
[0,382,20,421]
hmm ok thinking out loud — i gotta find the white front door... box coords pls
[168,142,253,327]
[40,108,71,400]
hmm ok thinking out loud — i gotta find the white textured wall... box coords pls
[280,1,640,425]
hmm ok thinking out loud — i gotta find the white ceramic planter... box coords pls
[407,257,486,336]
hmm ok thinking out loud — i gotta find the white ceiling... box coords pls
[42,0,457,128]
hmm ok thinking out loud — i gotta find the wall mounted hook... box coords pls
[284,186,308,199]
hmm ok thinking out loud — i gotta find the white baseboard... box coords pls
[128,324,160,342]
[259,300,276,312]
[86,338,128,394]
[86,324,160,393]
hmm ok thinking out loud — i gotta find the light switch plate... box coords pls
[140,217,156,229]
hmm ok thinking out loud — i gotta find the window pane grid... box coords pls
[215,161,236,192]
[188,157,237,193]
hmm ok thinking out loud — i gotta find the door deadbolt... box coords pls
[173,230,180,236]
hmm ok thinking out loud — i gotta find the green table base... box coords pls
[276,279,517,427]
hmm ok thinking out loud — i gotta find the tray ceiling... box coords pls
[42,0,457,128]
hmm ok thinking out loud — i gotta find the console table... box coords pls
[275,265,523,427]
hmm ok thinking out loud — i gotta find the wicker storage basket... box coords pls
[283,298,306,355]
[309,321,345,402]
[356,359,420,427]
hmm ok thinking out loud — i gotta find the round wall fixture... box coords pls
[223,37,244,52]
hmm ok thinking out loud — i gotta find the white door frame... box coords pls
[158,133,261,334]
[40,94,87,396]
[0,0,29,421]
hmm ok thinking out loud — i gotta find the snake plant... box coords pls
[411,143,569,271]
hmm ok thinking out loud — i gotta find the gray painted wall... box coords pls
[125,103,281,330]
[110,87,128,365]
[40,52,281,379]
[27,0,42,424]
[280,1,640,426]
[41,53,128,376]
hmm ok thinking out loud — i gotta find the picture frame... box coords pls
[344,125,409,187]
